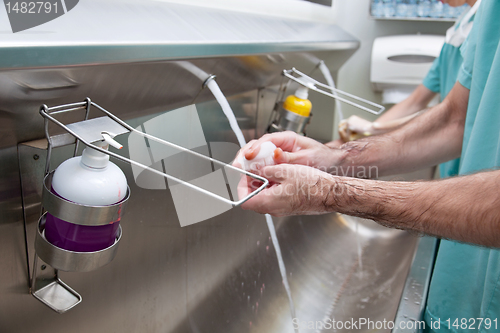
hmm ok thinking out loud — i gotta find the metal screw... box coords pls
[41,265,46,270]
[33,154,39,160]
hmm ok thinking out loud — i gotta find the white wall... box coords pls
[332,0,452,129]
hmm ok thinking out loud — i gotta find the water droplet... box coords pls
[257,240,260,246]
[415,302,420,305]
[247,295,250,302]
[242,282,244,287]
[404,297,409,301]
[266,246,269,252]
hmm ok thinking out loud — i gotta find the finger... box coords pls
[244,145,260,160]
[232,152,243,168]
[236,175,259,200]
[244,131,303,160]
[346,116,374,134]
[273,148,312,166]
[238,140,257,160]
[338,121,349,142]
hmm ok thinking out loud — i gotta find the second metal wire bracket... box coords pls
[283,68,385,115]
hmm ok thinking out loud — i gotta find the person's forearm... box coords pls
[376,84,436,123]
[321,171,500,247]
[335,82,468,177]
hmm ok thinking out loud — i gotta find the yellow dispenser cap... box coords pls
[283,87,312,117]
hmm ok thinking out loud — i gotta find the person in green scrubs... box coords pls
[235,0,500,329]
[424,0,500,330]
[337,0,479,179]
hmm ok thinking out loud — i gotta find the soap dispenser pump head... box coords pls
[81,140,110,169]
[295,86,309,100]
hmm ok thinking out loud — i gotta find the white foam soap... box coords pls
[239,141,277,171]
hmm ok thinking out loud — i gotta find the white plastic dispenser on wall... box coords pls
[44,137,128,252]
[371,35,444,104]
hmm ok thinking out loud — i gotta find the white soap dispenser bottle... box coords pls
[45,138,128,252]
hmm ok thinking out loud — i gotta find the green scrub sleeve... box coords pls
[458,61,473,89]
[422,56,441,93]
[457,9,479,90]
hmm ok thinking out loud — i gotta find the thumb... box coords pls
[244,146,259,160]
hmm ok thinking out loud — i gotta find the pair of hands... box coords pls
[233,131,343,216]
[338,113,424,142]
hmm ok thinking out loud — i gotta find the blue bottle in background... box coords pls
[372,0,384,17]
[407,0,418,17]
[417,0,431,17]
[382,0,396,17]
[395,0,408,17]
[430,0,443,18]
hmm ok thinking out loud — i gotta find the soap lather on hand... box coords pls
[238,141,278,171]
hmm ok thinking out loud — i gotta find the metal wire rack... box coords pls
[281,67,385,115]
[39,98,269,207]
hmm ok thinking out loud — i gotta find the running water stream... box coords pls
[205,78,298,331]
[179,59,341,331]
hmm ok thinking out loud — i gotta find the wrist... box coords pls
[313,174,342,214]
[333,140,373,176]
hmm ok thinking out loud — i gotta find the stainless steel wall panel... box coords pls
[0,1,358,69]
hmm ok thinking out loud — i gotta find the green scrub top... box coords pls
[424,0,500,332]
[422,15,474,179]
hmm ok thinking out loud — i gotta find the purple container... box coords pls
[45,213,120,252]
[44,189,122,252]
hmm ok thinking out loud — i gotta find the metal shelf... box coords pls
[370,15,455,22]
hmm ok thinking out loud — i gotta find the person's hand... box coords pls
[338,115,375,142]
[338,112,424,142]
[237,164,337,217]
[232,139,257,169]
[238,131,343,173]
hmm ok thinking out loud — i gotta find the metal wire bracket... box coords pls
[39,98,269,207]
[282,68,385,115]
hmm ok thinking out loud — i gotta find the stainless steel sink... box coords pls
[179,212,419,333]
